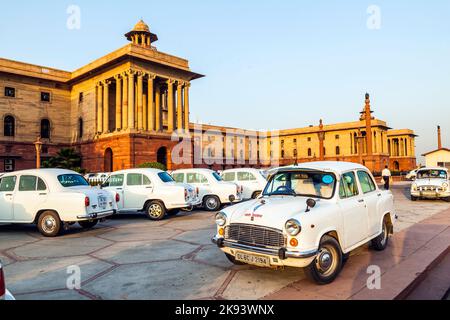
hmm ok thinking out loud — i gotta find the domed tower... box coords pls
[125,20,158,48]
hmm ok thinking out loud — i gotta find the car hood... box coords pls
[415,178,448,186]
[225,196,329,230]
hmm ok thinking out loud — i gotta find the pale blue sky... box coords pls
[1,0,449,162]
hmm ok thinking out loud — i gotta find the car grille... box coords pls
[419,186,443,192]
[225,224,286,248]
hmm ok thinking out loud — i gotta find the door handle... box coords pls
[39,193,47,196]
[116,188,123,191]
[5,193,13,197]
[377,193,382,197]
[358,199,365,203]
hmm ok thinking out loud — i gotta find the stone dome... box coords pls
[133,20,150,33]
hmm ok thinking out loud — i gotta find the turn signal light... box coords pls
[218,228,225,236]
[290,238,299,247]
[85,196,90,207]
[115,193,120,203]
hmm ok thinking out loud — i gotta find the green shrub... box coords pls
[137,162,167,171]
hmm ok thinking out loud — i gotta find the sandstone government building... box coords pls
[0,20,417,174]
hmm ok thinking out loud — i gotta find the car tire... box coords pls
[204,195,221,211]
[225,253,246,265]
[305,235,343,285]
[251,191,262,199]
[371,218,390,251]
[37,211,62,237]
[146,201,166,221]
[167,209,180,216]
[444,197,450,203]
[411,195,417,201]
[78,220,99,229]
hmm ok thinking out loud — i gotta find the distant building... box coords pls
[422,126,450,169]
[0,20,417,174]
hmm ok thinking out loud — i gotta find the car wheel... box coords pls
[411,195,417,201]
[167,209,180,216]
[444,197,450,203]
[204,195,221,211]
[251,191,262,199]
[37,211,62,237]
[305,235,343,285]
[78,220,99,229]
[371,218,390,251]
[146,201,166,221]
[225,253,246,265]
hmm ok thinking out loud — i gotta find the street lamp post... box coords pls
[34,136,43,169]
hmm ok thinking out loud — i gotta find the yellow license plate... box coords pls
[235,251,271,267]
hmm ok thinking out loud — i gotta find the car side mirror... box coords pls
[306,198,316,213]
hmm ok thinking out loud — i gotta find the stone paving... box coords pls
[0,181,449,300]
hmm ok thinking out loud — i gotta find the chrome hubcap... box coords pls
[316,245,338,276]
[149,204,162,218]
[42,216,56,233]
[206,198,217,210]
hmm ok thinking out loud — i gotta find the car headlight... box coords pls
[285,219,302,236]
[215,212,227,227]
[412,183,418,191]
[443,182,449,189]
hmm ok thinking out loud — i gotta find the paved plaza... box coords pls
[1,182,449,300]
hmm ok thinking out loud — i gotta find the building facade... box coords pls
[0,20,417,174]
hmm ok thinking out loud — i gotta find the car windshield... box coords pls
[417,170,447,179]
[212,172,223,182]
[158,172,175,183]
[58,174,90,188]
[263,170,336,199]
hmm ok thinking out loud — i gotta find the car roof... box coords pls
[172,168,215,174]
[0,168,79,180]
[417,167,448,172]
[272,161,369,174]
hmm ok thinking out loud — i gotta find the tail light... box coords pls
[196,187,199,196]
[0,265,5,298]
[85,196,90,207]
[115,193,120,203]
[184,189,188,201]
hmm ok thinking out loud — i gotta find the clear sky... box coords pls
[1,0,449,162]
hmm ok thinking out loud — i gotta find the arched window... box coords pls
[4,116,15,137]
[41,119,51,139]
[336,146,340,155]
[78,118,83,138]
[308,148,312,157]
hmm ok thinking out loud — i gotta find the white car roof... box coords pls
[0,168,80,180]
[417,167,448,172]
[273,161,369,174]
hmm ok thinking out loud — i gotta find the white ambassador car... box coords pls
[221,168,267,200]
[1,261,15,301]
[411,167,450,202]
[102,169,201,220]
[212,162,396,284]
[0,169,116,237]
[171,169,242,211]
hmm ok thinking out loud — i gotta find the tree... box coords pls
[42,148,85,173]
[138,162,166,171]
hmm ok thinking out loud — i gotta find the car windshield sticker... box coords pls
[322,175,334,184]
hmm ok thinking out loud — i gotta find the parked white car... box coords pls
[221,168,267,200]
[171,169,242,211]
[0,169,116,237]
[102,169,201,220]
[0,261,14,300]
[85,172,110,185]
[212,162,396,284]
[411,167,450,202]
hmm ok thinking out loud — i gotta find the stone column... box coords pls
[167,79,175,132]
[184,83,190,131]
[97,83,103,133]
[103,80,110,133]
[147,74,155,131]
[128,71,135,129]
[137,72,144,130]
[155,83,161,131]
[122,72,129,130]
[115,75,122,131]
[177,82,183,131]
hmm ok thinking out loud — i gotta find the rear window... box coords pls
[58,174,89,188]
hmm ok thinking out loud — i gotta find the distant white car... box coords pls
[221,168,267,200]
[405,169,418,181]
[102,169,201,220]
[411,167,450,202]
[171,169,242,211]
[0,169,116,237]
[85,172,110,185]
[213,162,396,284]
[0,261,15,300]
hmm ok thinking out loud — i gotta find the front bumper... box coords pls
[76,209,115,221]
[411,190,450,199]
[212,236,318,268]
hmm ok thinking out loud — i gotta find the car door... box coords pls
[12,175,49,223]
[123,173,152,210]
[103,174,125,210]
[0,176,16,221]
[338,171,369,250]
[357,170,381,237]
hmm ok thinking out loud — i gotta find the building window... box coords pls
[293,149,298,157]
[41,92,51,102]
[4,159,15,172]
[336,146,341,155]
[281,150,285,158]
[4,116,15,137]
[41,119,51,139]
[308,148,312,157]
[79,92,84,103]
[4,87,15,98]
[307,137,312,142]
[323,147,326,156]
[79,118,83,138]
[335,135,340,140]
[293,139,297,144]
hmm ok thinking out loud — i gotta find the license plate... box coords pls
[235,251,271,267]
[98,196,107,209]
